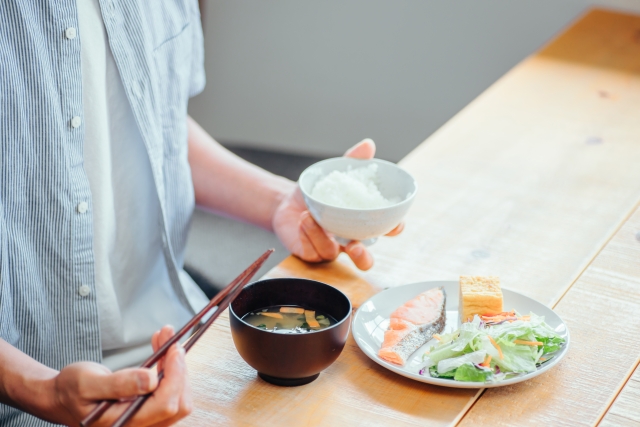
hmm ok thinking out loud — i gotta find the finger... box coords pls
[80,367,158,401]
[292,217,324,263]
[344,138,376,159]
[344,241,374,271]
[158,326,175,346]
[297,230,323,263]
[385,222,405,237]
[147,371,193,427]
[152,325,175,352]
[130,345,188,426]
[151,330,160,353]
[156,326,175,373]
[300,212,339,260]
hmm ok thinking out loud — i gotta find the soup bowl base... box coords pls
[258,372,320,387]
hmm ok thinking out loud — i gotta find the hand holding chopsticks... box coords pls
[80,249,274,427]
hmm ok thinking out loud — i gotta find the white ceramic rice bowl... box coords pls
[299,158,417,242]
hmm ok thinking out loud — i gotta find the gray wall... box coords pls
[189,0,640,162]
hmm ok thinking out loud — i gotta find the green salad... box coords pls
[420,312,565,382]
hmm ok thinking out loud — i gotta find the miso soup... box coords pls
[241,305,336,334]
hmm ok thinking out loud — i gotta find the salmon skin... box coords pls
[378,287,446,365]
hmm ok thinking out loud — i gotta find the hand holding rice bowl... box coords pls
[299,158,417,243]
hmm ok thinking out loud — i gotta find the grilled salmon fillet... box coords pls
[378,287,446,365]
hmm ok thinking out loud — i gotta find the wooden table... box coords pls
[180,9,640,426]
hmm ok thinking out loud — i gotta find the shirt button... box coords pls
[65,27,77,39]
[78,285,91,297]
[77,201,88,213]
[71,116,82,128]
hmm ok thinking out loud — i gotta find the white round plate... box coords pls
[352,281,570,388]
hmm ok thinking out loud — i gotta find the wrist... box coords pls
[272,175,296,205]
[268,175,296,230]
[0,339,68,423]
[39,373,64,422]
[5,364,61,422]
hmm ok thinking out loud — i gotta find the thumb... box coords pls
[82,367,158,401]
[344,138,376,159]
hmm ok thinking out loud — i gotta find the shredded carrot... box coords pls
[480,354,492,367]
[488,336,504,360]
[259,312,283,319]
[483,310,513,317]
[481,310,523,325]
[433,334,442,341]
[514,340,543,346]
[279,307,304,314]
[481,313,502,318]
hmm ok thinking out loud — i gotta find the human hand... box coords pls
[52,326,192,427]
[272,139,404,271]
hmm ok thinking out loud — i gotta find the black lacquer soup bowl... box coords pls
[230,278,351,386]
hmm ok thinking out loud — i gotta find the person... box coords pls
[0,1,402,426]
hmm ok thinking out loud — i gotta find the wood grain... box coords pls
[600,361,640,427]
[458,204,640,426]
[353,7,640,309]
[179,8,640,427]
[457,11,640,425]
[182,309,479,427]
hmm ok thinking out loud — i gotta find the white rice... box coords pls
[310,164,399,209]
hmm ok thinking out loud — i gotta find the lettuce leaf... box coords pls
[424,341,464,368]
[538,336,564,353]
[453,363,492,382]
[493,340,538,373]
[424,316,484,367]
[429,366,456,378]
[421,313,565,382]
[437,351,486,374]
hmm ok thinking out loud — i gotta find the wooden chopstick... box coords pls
[80,249,274,427]
[109,269,253,427]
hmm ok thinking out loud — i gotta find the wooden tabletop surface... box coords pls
[179,8,640,426]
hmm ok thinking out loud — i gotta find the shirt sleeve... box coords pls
[189,0,206,98]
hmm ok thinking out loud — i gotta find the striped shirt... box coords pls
[0,1,205,425]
